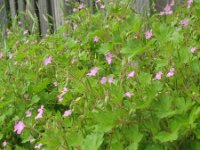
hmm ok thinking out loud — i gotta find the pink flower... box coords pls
[124,92,133,98]
[73,24,78,30]
[57,94,63,102]
[63,109,72,117]
[166,68,175,77]
[35,144,43,149]
[0,52,3,59]
[18,21,22,25]
[9,53,14,59]
[170,0,175,7]
[93,36,99,42]
[100,77,107,84]
[62,87,68,93]
[53,82,58,87]
[160,4,173,15]
[24,93,29,99]
[155,71,163,80]
[87,67,99,76]
[190,47,197,53]
[96,0,101,3]
[127,71,135,79]
[23,29,29,35]
[187,0,193,8]
[108,77,114,84]
[14,121,25,134]
[26,110,32,118]
[44,56,52,66]
[145,29,152,40]
[179,19,189,27]
[35,105,44,120]
[2,140,7,147]
[57,87,68,102]
[78,3,85,9]
[105,52,112,65]
[132,62,138,67]
[100,4,105,9]
[164,5,173,15]
[73,8,77,12]
[160,11,165,15]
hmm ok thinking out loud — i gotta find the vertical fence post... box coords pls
[9,0,17,20]
[51,0,64,31]
[26,0,37,32]
[0,0,7,29]
[18,0,25,25]
[38,0,49,36]
[134,0,150,16]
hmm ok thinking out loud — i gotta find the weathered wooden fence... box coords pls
[0,0,183,36]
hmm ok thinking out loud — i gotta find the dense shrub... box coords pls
[0,0,199,149]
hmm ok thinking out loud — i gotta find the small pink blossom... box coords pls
[87,67,99,76]
[108,77,114,84]
[145,30,152,40]
[96,0,101,3]
[78,3,85,9]
[35,105,44,120]
[160,4,173,15]
[166,68,175,77]
[58,87,68,102]
[170,0,175,7]
[73,8,77,12]
[93,36,99,42]
[100,4,105,9]
[18,21,22,25]
[26,110,32,118]
[73,24,78,30]
[127,71,135,79]
[23,29,29,35]
[2,140,7,147]
[44,56,52,66]
[124,92,133,98]
[63,109,72,117]
[57,94,63,102]
[190,47,197,53]
[105,52,112,65]
[155,71,163,80]
[35,143,43,149]
[14,121,25,134]
[9,53,14,59]
[100,77,107,84]
[132,62,138,67]
[164,5,173,15]
[187,0,193,8]
[0,52,3,59]
[53,82,58,87]
[24,93,29,99]
[179,19,189,27]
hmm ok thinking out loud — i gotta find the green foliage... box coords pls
[0,0,200,149]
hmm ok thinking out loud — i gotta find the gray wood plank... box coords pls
[9,0,17,20]
[26,0,37,32]
[0,0,7,28]
[51,0,64,31]
[18,0,25,25]
[134,0,150,16]
[37,0,49,36]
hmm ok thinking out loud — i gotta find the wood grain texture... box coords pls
[0,0,7,28]
[134,0,150,16]
[9,0,17,20]
[38,0,49,36]
[51,0,64,31]
[18,0,25,25]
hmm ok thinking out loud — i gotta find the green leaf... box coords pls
[81,132,104,150]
